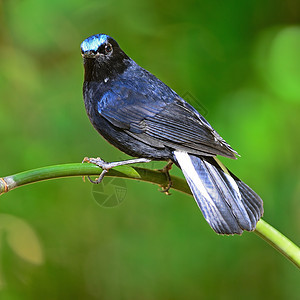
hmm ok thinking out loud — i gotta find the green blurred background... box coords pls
[0,0,299,299]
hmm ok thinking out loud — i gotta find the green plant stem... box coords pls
[0,163,299,268]
[0,163,190,195]
[254,219,300,268]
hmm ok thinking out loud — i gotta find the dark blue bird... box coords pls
[81,33,263,235]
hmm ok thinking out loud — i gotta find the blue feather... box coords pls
[81,34,109,53]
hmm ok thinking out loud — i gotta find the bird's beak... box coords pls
[81,51,98,59]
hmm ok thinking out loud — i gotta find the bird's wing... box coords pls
[98,85,237,158]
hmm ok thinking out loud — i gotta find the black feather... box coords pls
[81,34,264,234]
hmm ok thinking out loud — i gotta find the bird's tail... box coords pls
[173,151,263,235]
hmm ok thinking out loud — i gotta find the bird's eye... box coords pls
[104,43,113,55]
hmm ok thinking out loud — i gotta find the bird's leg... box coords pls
[82,157,152,184]
[157,160,173,195]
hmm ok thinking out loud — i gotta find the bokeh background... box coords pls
[0,0,299,299]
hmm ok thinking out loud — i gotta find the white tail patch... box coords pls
[214,157,241,200]
[173,150,253,234]
[174,151,214,206]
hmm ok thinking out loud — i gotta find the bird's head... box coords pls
[81,34,129,82]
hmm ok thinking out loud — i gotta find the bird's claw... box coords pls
[157,161,173,195]
[160,184,172,195]
[82,156,152,184]
[82,157,110,184]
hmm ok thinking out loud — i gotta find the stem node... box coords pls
[0,177,8,194]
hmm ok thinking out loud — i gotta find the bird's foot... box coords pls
[157,161,173,195]
[82,157,110,184]
[82,156,152,184]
